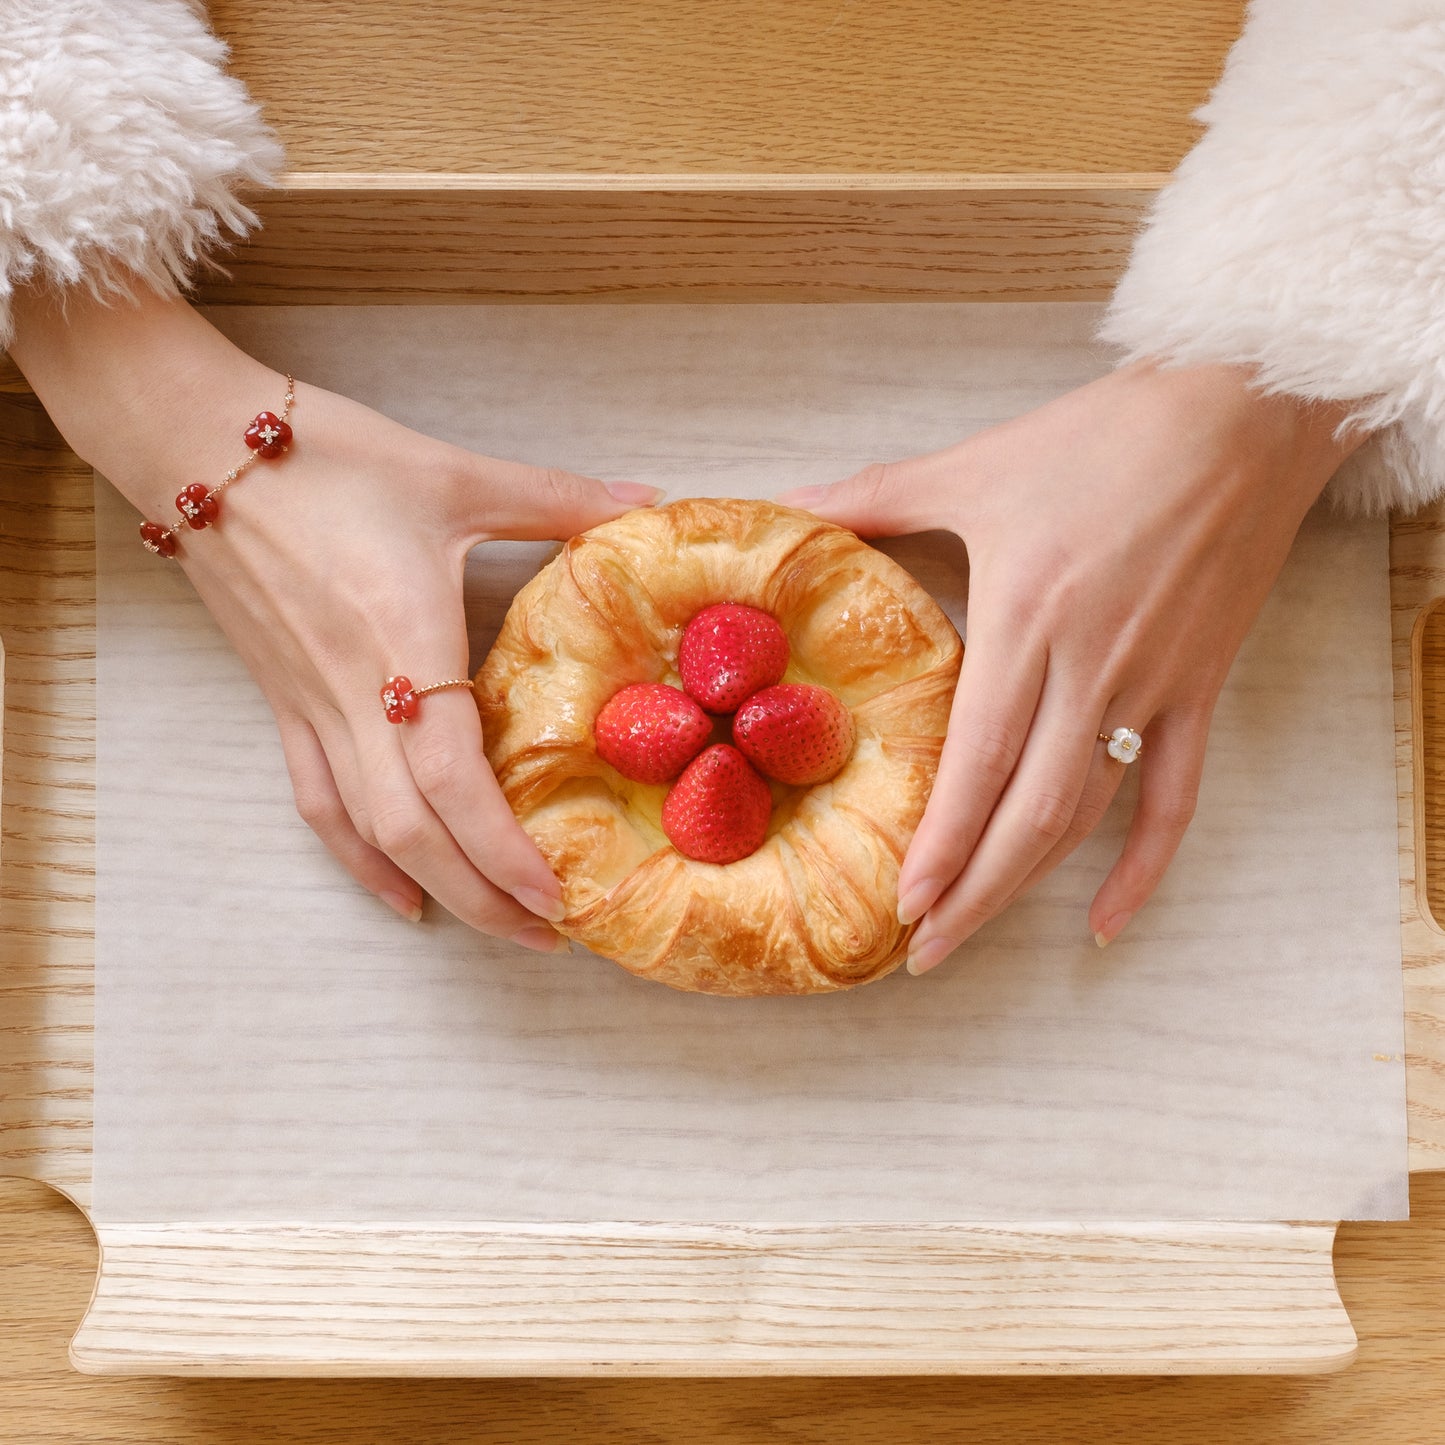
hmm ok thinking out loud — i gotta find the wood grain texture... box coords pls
[1,362,1443,1375]
[7,1174,1445,1439]
[190,0,1243,307]
[1394,516,1445,1167]
[0,395,94,1207]
[210,0,1243,178]
[194,187,1155,306]
[70,1219,1353,1376]
[1417,602,1445,929]
[11,0,1442,1394]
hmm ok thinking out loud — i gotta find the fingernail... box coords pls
[513,885,568,923]
[1094,911,1133,948]
[897,876,944,927]
[380,889,424,923]
[775,485,828,511]
[606,481,666,507]
[906,935,956,977]
[512,924,569,954]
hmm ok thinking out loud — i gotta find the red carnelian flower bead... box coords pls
[176,482,220,530]
[244,410,292,459]
[381,675,419,724]
[138,520,177,558]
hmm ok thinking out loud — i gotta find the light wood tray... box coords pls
[3,0,1444,1379]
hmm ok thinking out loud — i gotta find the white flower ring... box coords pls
[1100,725,1143,765]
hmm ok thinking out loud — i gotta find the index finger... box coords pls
[896,598,1047,926]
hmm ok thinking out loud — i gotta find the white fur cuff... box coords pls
[1102,0,1445,514]
[0,0,282,348]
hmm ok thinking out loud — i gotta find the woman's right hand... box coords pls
[9,285,660,948]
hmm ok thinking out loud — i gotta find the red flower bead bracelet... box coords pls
[139,375,295,558]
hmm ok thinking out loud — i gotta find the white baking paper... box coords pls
[93,304,1408,1223]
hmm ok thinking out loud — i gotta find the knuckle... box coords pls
[1114,857,1163,902]
[409,738,466,799]
[1022,787,1076,843]
[943,895,999,939]
[431,879,528,939]
[1045,568,1088,619]
[1069,780,1118,839]
[850,461,896,510]
[350,804,377,848]
[1144,789,1199,835]
[371,803,430,859]
[989,586,1036,636]
[961,717,1019,792]
[540,466,582,512]
[293,785,341,833]
[1065,800,1108,848]
[462,903,526,940]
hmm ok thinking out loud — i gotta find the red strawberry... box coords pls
[595,683,711,784]
[678,603,789,713]
[733,684,855,786]
[661,744,772,864]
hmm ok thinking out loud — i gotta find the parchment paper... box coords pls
[94,304,1408,1223]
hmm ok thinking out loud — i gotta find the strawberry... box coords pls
[733,684,855,786]
[661,744,772,863]
[595,683,711,784]
[678,603,789,714]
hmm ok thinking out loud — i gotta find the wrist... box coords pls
[8,283,283,518]
[1120,359,1367,508]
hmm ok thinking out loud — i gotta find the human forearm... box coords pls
[9,284,281,520]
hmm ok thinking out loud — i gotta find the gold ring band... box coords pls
[413,678,475,699]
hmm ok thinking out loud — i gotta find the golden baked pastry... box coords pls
[475,497,962,996]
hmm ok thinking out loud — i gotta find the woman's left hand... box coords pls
[778,361,1364,974]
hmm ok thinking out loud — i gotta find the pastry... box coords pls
[475,497,962,996]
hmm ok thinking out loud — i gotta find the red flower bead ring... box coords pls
[381,676,476,725]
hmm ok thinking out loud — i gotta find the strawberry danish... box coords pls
[475,498,962,996]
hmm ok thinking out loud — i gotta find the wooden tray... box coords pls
[3,318,1443,1377]
[3,0,1443,1378]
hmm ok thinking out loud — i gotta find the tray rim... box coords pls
[68,1217,1356,1377]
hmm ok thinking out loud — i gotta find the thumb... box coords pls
[463,455,665,542]
[774,459,943,539]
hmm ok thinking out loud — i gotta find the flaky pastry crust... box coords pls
[475,498,962,996]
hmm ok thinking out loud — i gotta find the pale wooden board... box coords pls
[14,1175,1445,1440]
[71,1221,1352,1377]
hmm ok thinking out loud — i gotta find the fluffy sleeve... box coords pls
[1101,0,1445,514]
[0,0,281,348]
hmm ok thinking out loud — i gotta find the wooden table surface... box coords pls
[7,2,1445,1436]
[4,1175,1443,1442]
